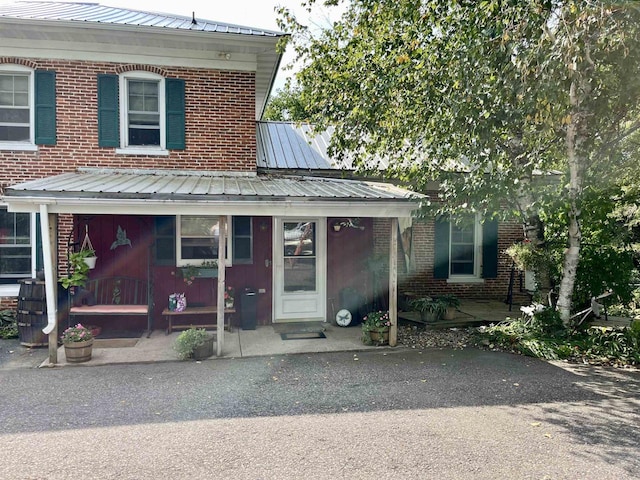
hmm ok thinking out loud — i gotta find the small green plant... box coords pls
[410,297,447,321]
[60,250,93,289]
[174,327,210,360]
[437,294,460,308]
[0,309,18,339]
[361,310,390,346]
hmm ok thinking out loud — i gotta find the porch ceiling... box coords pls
[4,168,425,218]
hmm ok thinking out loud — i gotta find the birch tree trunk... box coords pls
[556,77,585,324]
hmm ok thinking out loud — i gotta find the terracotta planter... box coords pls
[64,339,93,363]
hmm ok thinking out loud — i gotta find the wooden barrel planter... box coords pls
[63,339,94,363]
[17,279,48,347]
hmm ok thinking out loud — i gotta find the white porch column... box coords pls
[216,215,227,356]
[39,205,59,365]
[389,217,398,347]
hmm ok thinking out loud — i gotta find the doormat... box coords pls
[95,329,144,339]
[280,331,327,340]
[273,322,326,334]
[94,338,138,348]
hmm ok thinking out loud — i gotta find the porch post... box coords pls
[39,205,59,365]
[216,215,227,356]
[389,217,398,347]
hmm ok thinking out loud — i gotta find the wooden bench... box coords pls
[162,306,235,334]
[68,277,152,335]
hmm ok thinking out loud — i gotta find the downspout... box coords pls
[389,217,398,347]
[216,215,227,356]
[39,204,58,364]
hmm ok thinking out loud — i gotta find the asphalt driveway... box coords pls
[1,345,639,479]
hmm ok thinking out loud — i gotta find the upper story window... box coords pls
[0,66,56,150]
[98,72,185,154]
[0,70,30,143]
[121,73,163,150]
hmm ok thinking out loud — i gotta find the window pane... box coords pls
[284,257,316,292]
[284,222,315,257]
[234,237,251,260]
[451,262,474,275]
[180,216,220,260]
[0,126,29,142]
[0,209,31,279]
[128,128,160,146]
[0,108,29,123]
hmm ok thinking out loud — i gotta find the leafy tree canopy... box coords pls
[279,0,640,320]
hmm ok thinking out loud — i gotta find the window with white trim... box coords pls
[119,72,165,152]
[0,66,33,147]
[0,207,35,288]
[449,215,482,279]
[176,215,232,266]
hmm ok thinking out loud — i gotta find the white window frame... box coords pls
[0,65,37,151]
[447,214,484,284]
[116,71,168,156]
[0,207,36,297]
[176,215,232,267]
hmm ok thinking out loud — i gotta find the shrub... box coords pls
[174,328,210,360]
[0,310,18,339]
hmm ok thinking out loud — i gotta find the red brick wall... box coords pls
[0,57,256,308]
[0,57,256,192]
[373,215,523,301]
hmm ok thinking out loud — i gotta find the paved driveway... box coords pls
[1,345,638,479]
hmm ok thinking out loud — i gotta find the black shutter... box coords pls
[98,74,119,147]
[433,217,450,279]
[482,219,499,278]
[166,78,185,150]
[34,70,56,145]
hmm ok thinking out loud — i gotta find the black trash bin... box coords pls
[240,288,257,330]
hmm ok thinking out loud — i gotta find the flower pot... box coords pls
[419,311,441,323]
[83,256,97,269]
[196,268,218,278]
[444,307,456,320]
[225,300,234,309]
[192,336,215,360]
[367,328,389,345]
[64,339,93,363]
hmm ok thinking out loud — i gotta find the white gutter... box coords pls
[39,204,57,337]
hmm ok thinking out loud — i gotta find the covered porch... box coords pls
[5,168,423,364]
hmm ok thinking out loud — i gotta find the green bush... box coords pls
[0,310,18,339]
[476,305,640,366]
[173,328,209,360]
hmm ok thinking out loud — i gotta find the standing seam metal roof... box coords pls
[6,169,421,201]
[0,1,284,36]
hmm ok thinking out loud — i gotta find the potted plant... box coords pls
[60,323,94,363]
[60,250,92,289]
[174,327,214,360]
[438,294,460,320]
[178,260,219,285]
[225,286,235,309]
[409,296,447,323]
[361,310,391,345]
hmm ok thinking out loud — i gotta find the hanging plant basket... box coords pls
[80,226,97,270]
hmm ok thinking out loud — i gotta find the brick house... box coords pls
[0,2,521,358]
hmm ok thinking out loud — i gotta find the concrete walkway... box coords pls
[36,322,376,368]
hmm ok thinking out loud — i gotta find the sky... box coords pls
[0,0,343,91]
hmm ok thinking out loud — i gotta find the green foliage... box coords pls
[174,328,210,360]
[263,83,315,121]
[60,250,93,289]
[437,294,460,308]
[281,0,640,320]
[477,306,640,365]
[0,310,18,339]
[409,297,447,315]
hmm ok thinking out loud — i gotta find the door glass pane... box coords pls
[283,222,316,292]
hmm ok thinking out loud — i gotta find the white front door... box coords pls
[273,217,326,322]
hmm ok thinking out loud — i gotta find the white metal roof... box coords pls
[0,1,282,36]
[4,169,424,217]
